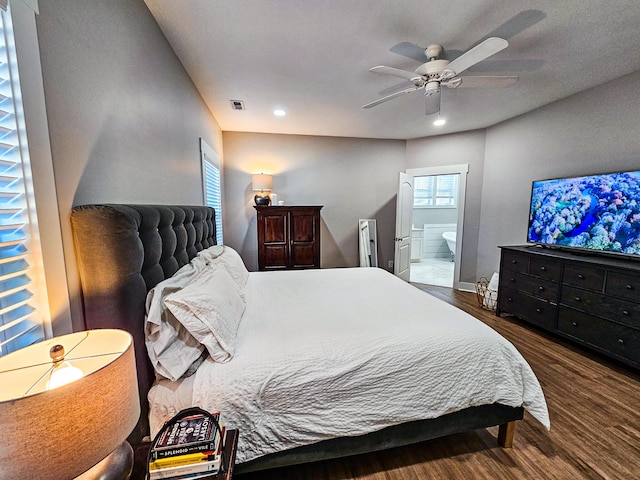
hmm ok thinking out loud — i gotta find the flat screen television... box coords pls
[527,170,640,258]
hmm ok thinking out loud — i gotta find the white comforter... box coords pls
[149,267,549,464]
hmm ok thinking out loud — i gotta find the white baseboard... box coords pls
[455,281,475,292]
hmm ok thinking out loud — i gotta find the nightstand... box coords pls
[132,429,239,480]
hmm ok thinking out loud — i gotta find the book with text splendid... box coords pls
[151,411,222,460]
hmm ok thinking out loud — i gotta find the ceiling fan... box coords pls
[363,37,518,116]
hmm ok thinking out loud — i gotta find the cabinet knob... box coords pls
[577,274,584,280]
[511,260,517,264]
[572,321,577,327]
[510,277,515,282]
[618,339,624,345]
[622,310,630,316]
[626,284,634,290]
[536,308,541,313]
[508,297,513,302]
[540,266,547,271]
[575,296,581,302]
[538,286,545,291]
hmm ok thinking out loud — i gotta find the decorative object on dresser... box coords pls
[0,329,140,480]
[255,205,322,271]
[251,173,272,206]
[497,245,640,369]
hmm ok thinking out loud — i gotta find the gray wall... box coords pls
[405,131,487,283]
[222,132,405,271]
[36,0,223,331]
[477,69,640,277]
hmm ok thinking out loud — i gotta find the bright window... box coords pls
[414,174,458,208]
[200,138,223,244]
[0,3,49,356]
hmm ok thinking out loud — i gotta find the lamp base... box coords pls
[254,194,271,206]
[75,441,134,480]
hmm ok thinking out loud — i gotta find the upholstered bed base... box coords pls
[70,204,523,470]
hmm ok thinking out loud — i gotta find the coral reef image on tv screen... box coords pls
[528,171,640,256]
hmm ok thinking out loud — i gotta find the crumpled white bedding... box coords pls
[148,267,549,464]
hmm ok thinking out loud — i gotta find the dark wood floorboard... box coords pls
[237,284,640,480]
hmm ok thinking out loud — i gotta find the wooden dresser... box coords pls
[255,205,322,271]
[496,245,640,369]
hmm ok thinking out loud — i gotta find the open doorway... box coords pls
[405,165,468,289]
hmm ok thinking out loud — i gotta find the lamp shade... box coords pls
[0,329,140,480]
[251,173,272,192]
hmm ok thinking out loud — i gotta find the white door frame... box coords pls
[406,164,469,290]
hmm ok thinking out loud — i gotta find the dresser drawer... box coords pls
[605,271,640,301]
[499,287,556,330]
[516,275,558,303]
[501,251,529,274]
[529,256,561,281]
[563,264,605,291]
[560,285,602,313]
[558,308,640,365]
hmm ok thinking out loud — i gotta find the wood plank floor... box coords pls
[237,284,640,480]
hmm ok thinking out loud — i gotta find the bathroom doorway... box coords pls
[405,165,468,289]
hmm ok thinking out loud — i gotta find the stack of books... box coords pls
[148,411,225,480]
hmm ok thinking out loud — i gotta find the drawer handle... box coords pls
[626,284,634,290]
[577,274,584,280]
[618,339,624,345]
[538,286,545,291]
[574,296,581,302]
[572,321,577,327]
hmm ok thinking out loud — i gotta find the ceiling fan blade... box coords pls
[389,42,427,62]
[466,58,545,73]
[369,65,421,81]
[484,9,546,42]
[442,37,508,78]
[424,91,441,116]
[362,86,419,109]
[443,75,518,88]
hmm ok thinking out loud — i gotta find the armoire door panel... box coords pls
[264,214,287,243]
[290,213,316,242]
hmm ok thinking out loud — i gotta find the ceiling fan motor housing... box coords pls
[414,58,450,77]
[424,80,440,96]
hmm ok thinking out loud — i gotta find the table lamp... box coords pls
[0,329,140,480]
[252,173,272,205]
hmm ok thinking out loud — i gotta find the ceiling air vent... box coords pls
[230,100,245,111]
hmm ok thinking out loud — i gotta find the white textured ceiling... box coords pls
[144,0,640,140]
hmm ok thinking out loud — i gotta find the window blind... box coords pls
[0,5,46,356]
[414,174,458,207]
[200,139,223,244]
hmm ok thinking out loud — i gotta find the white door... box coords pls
[394,172,414,281]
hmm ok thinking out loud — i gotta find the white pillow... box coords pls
[199,245,249,291]
[144,260,207,381]
[165,267,246,363]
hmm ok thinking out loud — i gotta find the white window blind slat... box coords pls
[0,5,45,356]
[200,139,223,245]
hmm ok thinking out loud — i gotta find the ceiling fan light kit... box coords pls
[363,37,518,117]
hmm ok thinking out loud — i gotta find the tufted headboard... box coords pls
[70,204,216,443]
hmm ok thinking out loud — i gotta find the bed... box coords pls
[70,204,549,473]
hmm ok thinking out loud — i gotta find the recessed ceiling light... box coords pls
[433,118,446,126]
[273,109,286,117]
